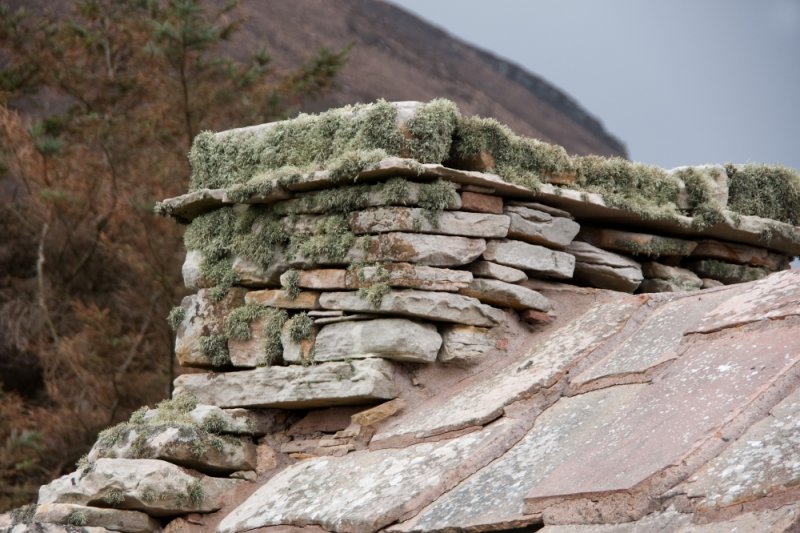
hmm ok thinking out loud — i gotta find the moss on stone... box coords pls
[450,115,573,188]
[199,334,230,367]
[690,259,770,284]
[287,312,313,342]
[575,156,682,221]
[288,215,354,263]
[167,306,186,332]
[282,269,301,299]
[405,98,459,163]
[726,164,800,225]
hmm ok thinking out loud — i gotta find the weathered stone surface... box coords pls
[567,241,643,292]
[639,262,703,293]
[185,405,285,436]
[373,300,640,444]
[691,239,789,269]
[244,289,321,310]
[232,254,301,287]
[318,289,504,327]
[670,163,730,207]
[469,260,527,283]
[174,288,246,368]
[38,458,241,517]
[181,250,208,289]
[687,259,771,285]
[172,359,397,409]
[523,317,800,524]
[690,270,800,333]
[483,240,575,279]
[280,319,317,365]
[217,419,521,533]
[352,232,486,267]
[393,386,645,533]
[348,207,510,238]
[228,313,278,368]
[459,278,551,311]
[701,278,725,289]
[87,425,256,475]
[351,399,405,427]
[505,209,580,248]
[281,264,472,292]
[313,319,441,363]
[507,200,573,219]
[2,522,111,533]
[33,503,160,533]
[570,289,732,393]
[580,227,697,257]
[460,191,503,214]
[675,383,800,514]
[313,313,373,325]
[438,325,495,363]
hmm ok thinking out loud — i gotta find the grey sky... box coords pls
[389,0,800,171]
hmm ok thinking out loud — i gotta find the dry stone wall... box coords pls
[12,99,800,533]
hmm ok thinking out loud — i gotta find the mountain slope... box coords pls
[228,0,626,157]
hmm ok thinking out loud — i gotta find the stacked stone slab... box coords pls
[21,99,800,532]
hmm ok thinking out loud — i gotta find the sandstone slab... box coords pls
[33,503,160,533]
[373,300,640,444]
[691,239,789,269]
[38,458,241,517]
[579,227,697,257]
[571,289,732,393]
[676,385,800,514]
[174,288,246,368]
[639,262,703,293]
[505,210,580,248]
[459,278,551,311]
[687,259,770,285]
[352,232,486,267]
[438,325,495,363]
[87,425,256,476]
[318,289,504,327]
[523,318,800,524]
[172,359,397,409]
[186,405,285,436]
[566,241,643,292]
[227,312,280,369]
[483,240,575,279]
[281,264,472,292]
[313,318,441,363]
[348,207,509,238]
[507,200,573,219]
[468,260,527,283]
[244,289,321,310]
[393,386,645,532]
[280,318,317,365]
[182,250,208,290]
[689,270,800,333]
[217,419,521,533]
[460,191,503,213]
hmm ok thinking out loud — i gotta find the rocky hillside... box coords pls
[226,0,627,158]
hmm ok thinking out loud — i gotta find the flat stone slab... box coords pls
[523,317,800,524]
[172,359,397,409]
[392,385,645,533]
[38,458,242,517]
[372,300,640,444]
[348,207,510,238]
[281,263,473,292]
[461,191,503,213]
[313,318,441,363]
[217,418,521,533]
[469,260,527,283]
[689,270,800,334]
[640,262,703,293]
[566,241,643,292]
[570,289,732,393]
[87,425,256,475]
[244,289,321,310]
[483,239,575,279]
[438,325,495,363]
[691,238,789,270]
[687,259,771,285]
[505,208,580,248]
[174,288,246,368]
[675,385,800,514]
[184,404,285,436]
[33,503,160,533]
[459,278,551,311]
[318,289,504,327]
[579,227,698,257]
[352,232,486,267]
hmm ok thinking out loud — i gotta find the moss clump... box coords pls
[287,312,314,342]
[690,259,770,284]
[66,510,88,526]
[167,306,186,332]
[224,303,271,341]
[405,98,459,162]
[418,179,459,226]
[354,263,391,308]
[282,269,301,299]
[186,480,205,506]
[104,488,125,506]
[200,412,227,434]
[288,215,354,263]
[450,115,573,188]
[233,207,290,271]
[199,335,230,367]
[327,148,387,182]
[618,237,696,257]
[726,164,800,225]
[673,166,727,230]
[224,304,288,366]
[575,156,682,221]
[183,207,239,300]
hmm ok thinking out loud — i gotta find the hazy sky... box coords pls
[389,0,800,171]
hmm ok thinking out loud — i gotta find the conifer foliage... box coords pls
[0,0,347,510]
